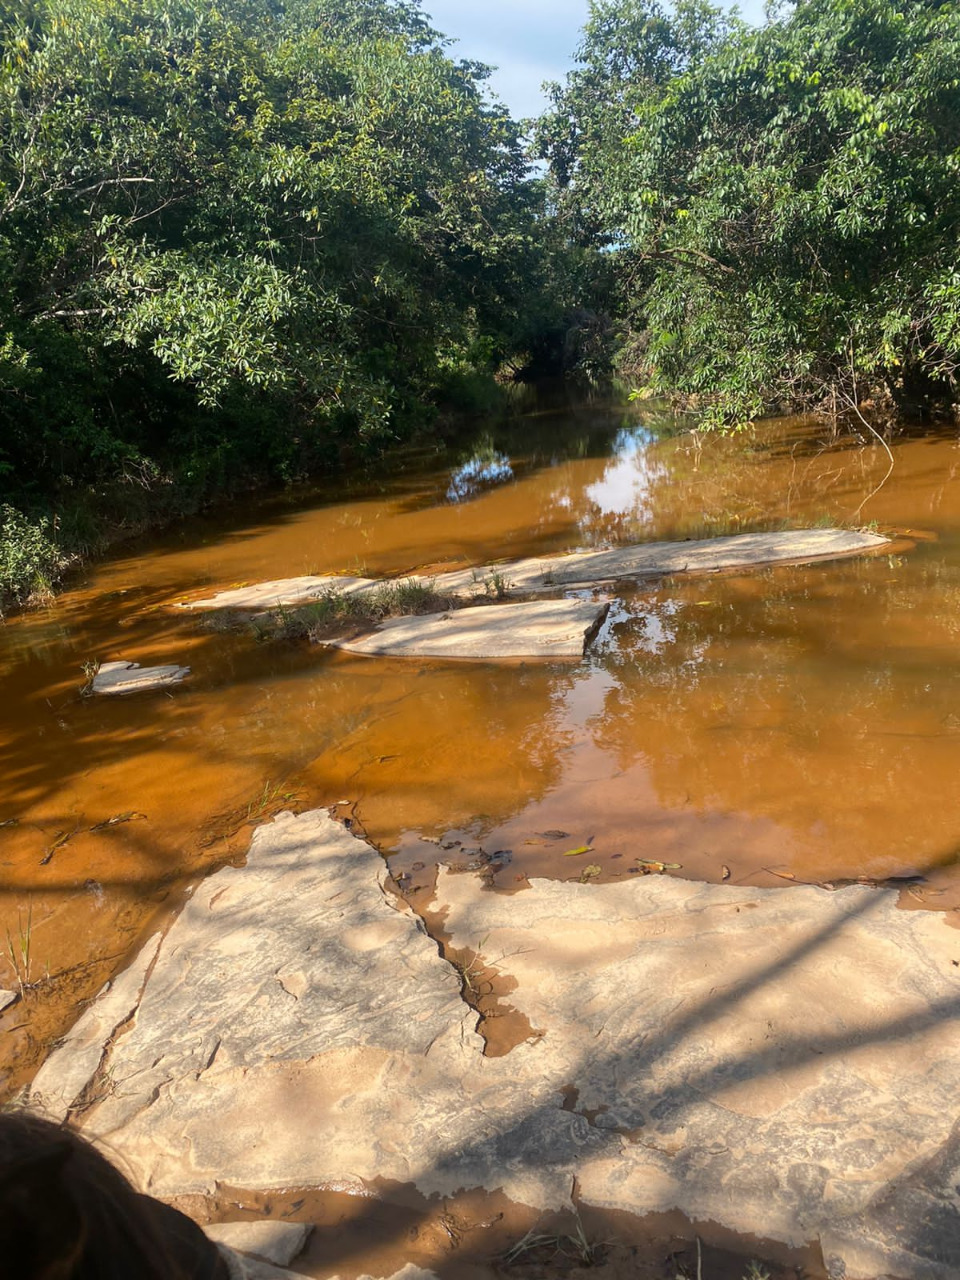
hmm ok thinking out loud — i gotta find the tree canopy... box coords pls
[3,0,960,605]
[0,0,540,505]
[537,0,960,425]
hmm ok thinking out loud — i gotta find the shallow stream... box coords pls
[3,393,960,1094]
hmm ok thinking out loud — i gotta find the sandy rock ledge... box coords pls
[27,809,960,1280]
[181,528,889,611]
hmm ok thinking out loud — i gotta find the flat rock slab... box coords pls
[221,1268,433,1280]
[30,810,493,1195]
[180,529,888,612]
[184,575,379,612]
[219,1254,312,1280]
[30,933,161,1120]
[91,659,190,695]
[435,871,960,1280]
[205,1221,310,1266]
[0,989,17,1013]
[28,811,960,1280]
[336,598,609,659]
[430,527,889,595]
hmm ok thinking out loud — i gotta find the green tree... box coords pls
[0,0,540,510]
[538,0,960,425]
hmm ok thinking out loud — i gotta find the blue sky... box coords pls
[423,1,768,119]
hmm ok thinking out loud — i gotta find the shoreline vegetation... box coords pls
[3,0,959,611]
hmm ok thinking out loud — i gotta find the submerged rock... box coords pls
[335,598,609,659]
[27,809,960,1279]
[91,659,190,695]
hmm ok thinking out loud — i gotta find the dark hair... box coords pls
[0,1111,229,1280]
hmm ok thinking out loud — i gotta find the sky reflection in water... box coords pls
[446,447,514,504]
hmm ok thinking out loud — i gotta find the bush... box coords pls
[0,506,67,610]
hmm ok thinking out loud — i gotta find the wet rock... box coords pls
[91,660,190,695]
[28,809,960,1280]
[443,849,511,875]
[335,598,609,659]
[431,527,889,595]
[205,1221,310,1266]
[180,529,889,612]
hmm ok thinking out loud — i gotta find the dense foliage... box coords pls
[538,0,960,425]
[0,0,541,535]
[4,0,960,604]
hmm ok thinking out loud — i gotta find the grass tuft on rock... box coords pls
[248,579,456,645]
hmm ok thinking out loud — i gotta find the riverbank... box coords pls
[0,379,525,616]
[26,808,960,1280]
[4,407,960,1247]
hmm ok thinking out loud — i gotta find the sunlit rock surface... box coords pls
[28,809,960,1280]
[181,528,888,611]
[30,932,161,1120]
[432,527,889,593]
[336,598,609,659]
[183,574,379,611]
[204,1221,310,1267]
[436,868,960,1280]
[91,659,190,694]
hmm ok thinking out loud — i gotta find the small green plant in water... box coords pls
[502,1211,607,1268]
[448,935,491,998]
[5,902,34,996]
[246,780,302,819]
[673,1241,771,1280]
[80,658,100,696]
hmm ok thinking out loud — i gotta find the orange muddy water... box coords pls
[2,396,960,1097]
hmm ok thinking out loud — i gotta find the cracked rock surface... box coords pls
[436,868,960,1280]
[28,809,960,1279]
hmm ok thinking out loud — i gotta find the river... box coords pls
[2,392,960,1096]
